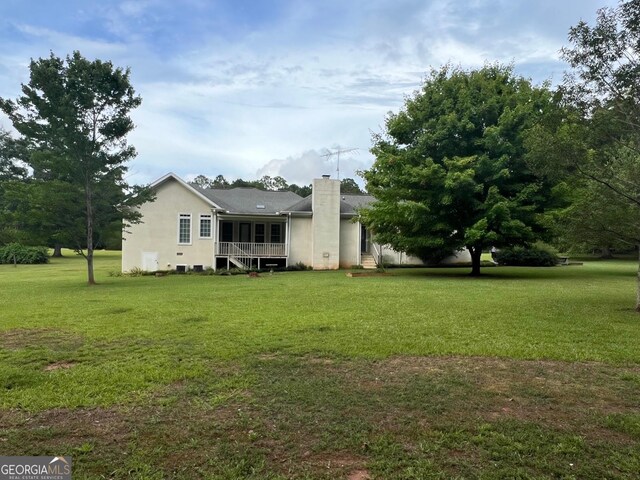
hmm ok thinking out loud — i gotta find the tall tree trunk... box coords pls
[636,245,640,313]
[468,246,482,277]
[600,246,613,259]
[52,244,63,257]
[85,178,96,285]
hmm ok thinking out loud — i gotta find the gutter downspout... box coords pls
[286,212,292,267]
[357,220,361,267]
[212,208,218,271]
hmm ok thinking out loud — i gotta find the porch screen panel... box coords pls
[239,223,251,242]
[220,221,233,242]
[270,223,282,243]
[255,223,265,243]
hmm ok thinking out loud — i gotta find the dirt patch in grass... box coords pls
[248,355,640,477]
[0,328,84,351]
[290,451,367,477]
[345,272,391,277]
[43,361,76,371]
[1,355,640,479]
[347,470,371,480]
[0,406,131,457]
[361,356,640,437]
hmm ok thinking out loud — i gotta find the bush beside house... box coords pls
[0,243,49,264]
[495,245,559,267]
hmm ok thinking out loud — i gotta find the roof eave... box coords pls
[218,211,288,216]
[283,211,313,216]
[150,172,223,209]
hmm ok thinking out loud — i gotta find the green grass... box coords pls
[1,251,639,478]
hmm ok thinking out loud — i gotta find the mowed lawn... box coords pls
[1,252,639,479]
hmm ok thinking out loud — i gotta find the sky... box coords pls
[0,0,617,187]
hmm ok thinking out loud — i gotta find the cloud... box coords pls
[0,0,619,187]
[256,148,371,186]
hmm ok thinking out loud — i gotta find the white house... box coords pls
[122,173,470,272]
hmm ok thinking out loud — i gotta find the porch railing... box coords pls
[216,242,287,257]
[372,243,382,266]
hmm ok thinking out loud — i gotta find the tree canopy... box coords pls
[188,173,362,197]
[526,0,640,310]
[361,64,562,275]
[0,129,27,181]
[340,177,364,194]
[0,51,152,284]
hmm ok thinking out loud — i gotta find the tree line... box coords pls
[361,0,640,308]
[0,0,639,311]
[188,174,364,196]
[0,53,151,283]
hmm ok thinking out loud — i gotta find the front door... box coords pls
[361,225,370,253]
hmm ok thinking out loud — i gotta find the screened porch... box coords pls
[214,219,288,258]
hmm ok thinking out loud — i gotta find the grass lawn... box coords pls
[1,251,639,478]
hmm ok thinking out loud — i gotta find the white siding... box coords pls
[288,217,312,267]
[122,178,214,272]
[339,219,359,268]
[380,247,471,265]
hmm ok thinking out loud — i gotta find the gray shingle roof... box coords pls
[341,194,374,209]
[194,184,374,216]
[282,195,312,213]
[197,187,303,215]
[282,193,375,215]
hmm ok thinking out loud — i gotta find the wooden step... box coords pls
[361,253,377,269]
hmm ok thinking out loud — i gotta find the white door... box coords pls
[142,252,158,271]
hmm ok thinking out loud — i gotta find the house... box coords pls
[122,173,470,272]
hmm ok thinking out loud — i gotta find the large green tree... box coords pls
[558,178,640,256]
[0,129,27,181]
[361,64,562,275]
[340,178,364,194]
[527,0,640,310]
[0,51,152,284]
[0,178,84,251]
[0,129,29,244]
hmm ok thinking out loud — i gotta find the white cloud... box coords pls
[0,0,619,186]
[256,149,371,186]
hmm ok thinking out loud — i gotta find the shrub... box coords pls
[495,245,559,267]
[127,267,145,277]
[0,243,49,264]
[533,241,560,256]
[286,262,311,271]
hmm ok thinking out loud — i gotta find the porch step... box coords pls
[361,253,377,270]
[229,256,250,270]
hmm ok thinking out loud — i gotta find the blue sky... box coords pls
[0,0,616,186]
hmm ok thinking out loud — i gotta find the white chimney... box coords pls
[311,176,341,269]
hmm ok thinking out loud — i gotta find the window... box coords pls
[255,223,265,243]
[178,214,191,244]
[199,214,212,238]
[270,223,282,243]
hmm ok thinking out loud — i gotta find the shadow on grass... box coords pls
[388,264,635,280]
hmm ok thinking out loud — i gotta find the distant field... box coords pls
[1,251,639,479]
